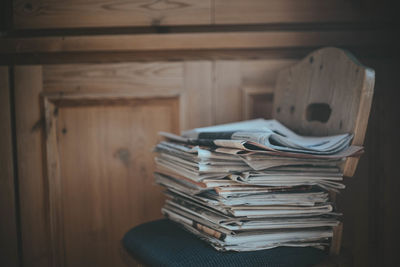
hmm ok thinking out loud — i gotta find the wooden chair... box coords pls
[273,47,375,265]
[122,47,375,266]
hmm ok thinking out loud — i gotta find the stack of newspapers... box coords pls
[153,119,363,252]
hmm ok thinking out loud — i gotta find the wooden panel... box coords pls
[43,62,183,96]
[240,60,297,87]
[0,67,19,267]
[242,87,274,120]
[45,97,179,266]
[214,59,296,124]
[1,30,393,54]
[40,62,189,266]
[180,61,213,131]
[14,66,52,267]
[214,61,242,124]
[215,0,368,24]
[14,0,211,29]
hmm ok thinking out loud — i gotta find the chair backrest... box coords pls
[273,47,375,177]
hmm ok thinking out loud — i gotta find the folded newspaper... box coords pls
[160,119,363,157]
[153,119,361,252]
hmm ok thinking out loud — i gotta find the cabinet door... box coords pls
[14,62,213,267]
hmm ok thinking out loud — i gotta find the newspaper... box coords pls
[163,207,333,251]
[163,202,339,231]
[180,119,357,155]
[152,118,360,252]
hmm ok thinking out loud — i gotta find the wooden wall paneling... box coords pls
[43,62,183,96]
[214,61,242,124]
[242,86,274,120]
[41,62,183,266]
[180,61,213,131]
[44,95,179,267]
[42,98,64,267]
[14,65,52,267]
[215,0,366,24]
[214,59,296,123]
[2,31,393,55]
[0,67,20,267]
[240,60,297,88]
[240,59,296,120]
[13,0,212,29]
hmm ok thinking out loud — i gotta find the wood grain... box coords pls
[214,61,242,124]
[214,59,295,124]
[43,98,65,267]
[181,61,213,131]
[40,62,183,266]
[12,0,394,29]
[0,67,20,267]
[14,66,52,267]
[273,47,374,177]
[242,86,274,120]
[215,0,365,24]
[330,223,343,255]
[1,30,393,54]
[12,54,394,267]
[53,97,179,266]
[14,0,211,29]
[43,62,183,96]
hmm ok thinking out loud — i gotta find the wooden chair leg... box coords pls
[330,222,343,255]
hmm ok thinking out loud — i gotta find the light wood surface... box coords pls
[273,47,374,177]
[2,0,397,264]
[12,0,392,29]
[214,60,296,124]
[181,61,213,131]
[43,62,183,96]
[215,0,364,24]
[14,0,211,29]
[41,62,183,266]
[330,223,343,255]
[0,67,20,267]
[46,96,179,266]
[242,86,274,120]
[14,66,52,266]
[9,54,397,267]
[11,60,297,266]
[43,97,65,267]
[1,30,392,54]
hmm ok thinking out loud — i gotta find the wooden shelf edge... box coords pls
[0,30,396,55]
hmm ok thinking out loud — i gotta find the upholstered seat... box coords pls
[122,219,327,267]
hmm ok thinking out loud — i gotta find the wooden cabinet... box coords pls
[13,60,292,266]
[2,1,398,266]
[8,52,399,267]
[13,0,212,29]
[12,0,393,29]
